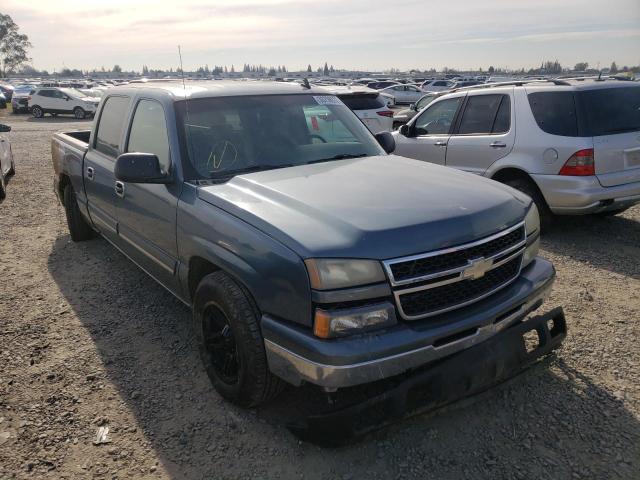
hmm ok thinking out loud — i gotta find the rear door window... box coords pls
[578,87,640,136]
[457,94,507,135]
[95,96,130,158]
[527,91,578,136]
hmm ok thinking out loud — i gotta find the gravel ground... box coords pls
[1,110,639,480]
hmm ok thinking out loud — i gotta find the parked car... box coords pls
[51,81,564,410]
[0,84,14,102]
[11,85,37,113]
[320,86,394,133]
[392,92,440,128]
[29,87,100,119]
[393,80,640,229]
[379,84,426,104]
[421,79,456,92]
[366,80,400,90]
[0,123,15,201]
[0,92,6,109]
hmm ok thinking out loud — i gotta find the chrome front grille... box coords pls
[383,223,526,320]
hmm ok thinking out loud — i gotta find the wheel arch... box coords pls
[491,167,550,206]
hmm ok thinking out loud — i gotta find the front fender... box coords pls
[177,184,313,327]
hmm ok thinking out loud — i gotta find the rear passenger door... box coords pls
[116,99,181,291]
[84,95,130,243]
[445,93,514,175]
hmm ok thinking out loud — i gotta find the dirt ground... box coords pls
[1,110,639,480]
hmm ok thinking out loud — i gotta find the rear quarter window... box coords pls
[527,91,578,136]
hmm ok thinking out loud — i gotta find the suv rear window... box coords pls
[579,87,640,136]
[527,92,578,136]
[337,94,386,110]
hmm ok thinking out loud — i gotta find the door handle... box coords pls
[490,141,507,148]
[434,141,448,147]
[86,166,94,180]
[114,181,125,198]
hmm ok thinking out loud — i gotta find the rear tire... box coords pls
[504,177,554,232]
[7,157,15,176]
[0,172,6,201]
[63,184,95,241]
[193,271,284,407]
[73,107,86,120]
[31,105,44,118]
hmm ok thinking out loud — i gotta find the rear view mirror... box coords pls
[374,131,395,154]
[0,124,11,132]
[114,153,171,184]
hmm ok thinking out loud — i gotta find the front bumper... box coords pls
[264,257,555,388]
[531,174,640,214]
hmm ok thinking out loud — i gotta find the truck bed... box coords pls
[51,130,91,204]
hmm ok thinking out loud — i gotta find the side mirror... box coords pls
[0,124,11,132]
[399,124,411,137]
[409,103,416,111]
[114,153,171,184]
[374,131,395,154]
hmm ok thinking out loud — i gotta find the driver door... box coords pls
[393,95,465,165]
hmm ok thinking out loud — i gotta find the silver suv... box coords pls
[392,80,640,229]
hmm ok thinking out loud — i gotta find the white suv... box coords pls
[322,86,394,133]
[392,80,640,229]
[29,87,100,119]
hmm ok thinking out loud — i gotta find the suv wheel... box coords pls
[193,271,284,407]
[504,177,554,232]
[73,107,86,120]
[63,184,95,241]
[31,105,44,118]
[0,172,6,201]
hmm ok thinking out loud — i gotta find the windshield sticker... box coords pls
[313,95,342,106]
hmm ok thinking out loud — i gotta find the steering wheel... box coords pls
[309,134,327,143]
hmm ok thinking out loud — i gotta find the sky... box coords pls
[3,0,640,73]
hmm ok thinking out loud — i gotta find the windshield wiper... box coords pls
[208,163,295,179]
[307,153,368,164]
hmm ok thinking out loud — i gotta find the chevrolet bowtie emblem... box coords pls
[462,257,494,280]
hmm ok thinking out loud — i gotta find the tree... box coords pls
[142,65,149,75]
[574,62,588,72]
[323,62,329,75]
[230,64,235,73]
[112,64,122,73]
[610,61,618,73]
[488,65,495,74]
[0,13,32,76]
[307,64,312,72]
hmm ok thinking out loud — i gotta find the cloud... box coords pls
[2,0,639,71]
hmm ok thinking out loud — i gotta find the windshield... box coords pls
[176,94,384,180]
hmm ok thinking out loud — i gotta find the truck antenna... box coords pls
[178,45,196,177]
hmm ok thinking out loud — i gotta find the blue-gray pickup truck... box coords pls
[51,81,564,409]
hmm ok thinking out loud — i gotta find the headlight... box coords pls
[522,204,540,268]
[314,302,397,338]
[524,203,540,237]
[304,259,386,290]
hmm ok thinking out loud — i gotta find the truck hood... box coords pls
[196,155,531,259]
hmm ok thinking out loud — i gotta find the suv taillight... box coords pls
[559,149,595,176]
[376,110,393,117]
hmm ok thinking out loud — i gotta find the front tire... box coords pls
[193,271,283,407]
[31,105,44,118]
[63,184,95,241]
[73,107,86,120]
